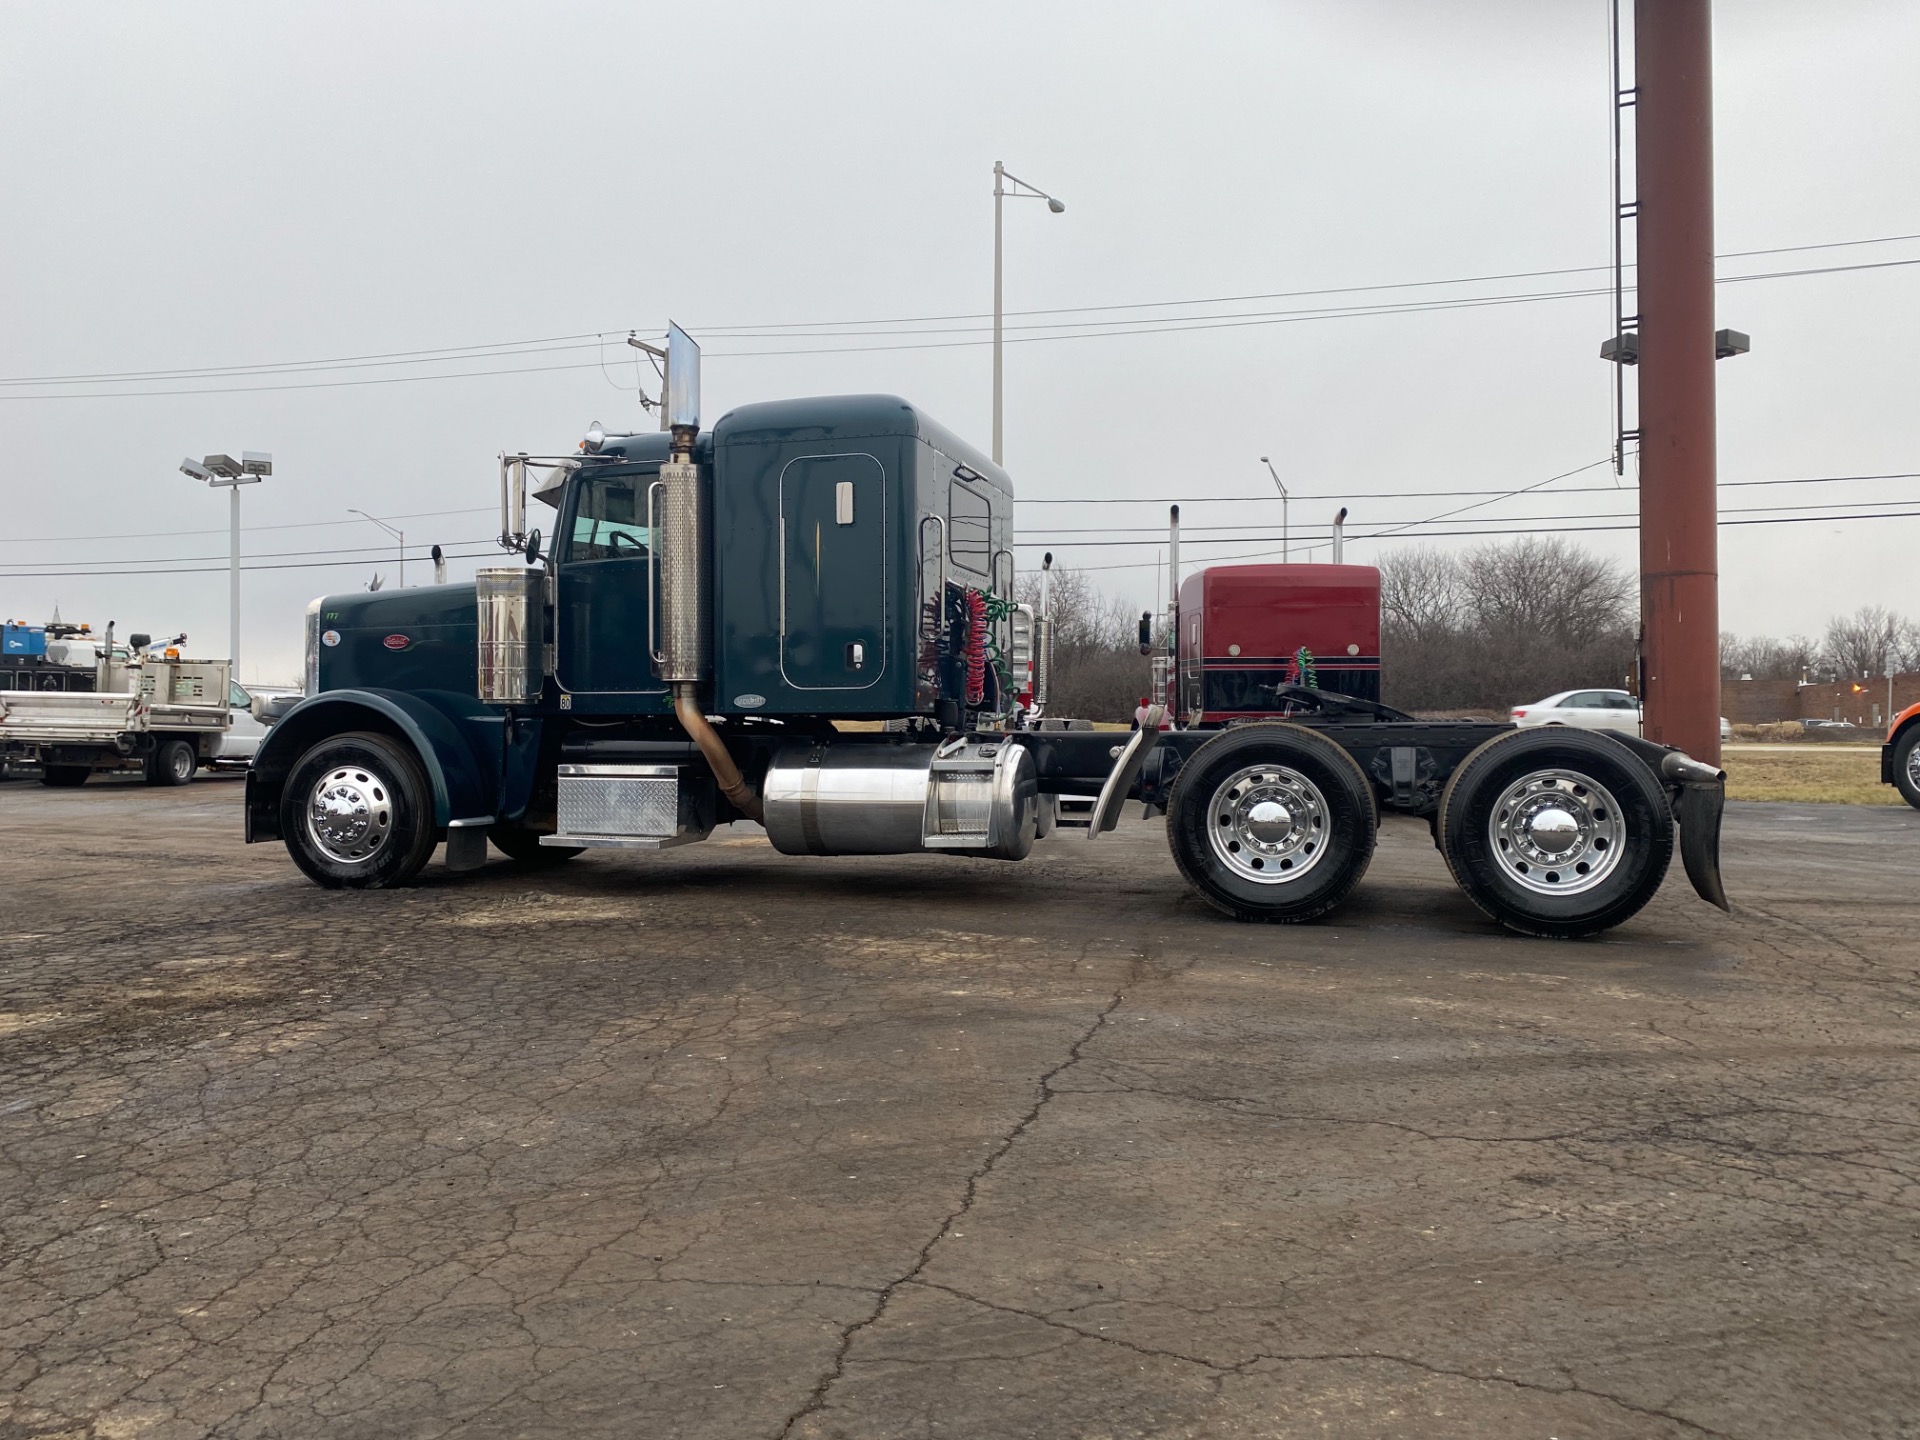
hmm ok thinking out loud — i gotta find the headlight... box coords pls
[304,598,323,694]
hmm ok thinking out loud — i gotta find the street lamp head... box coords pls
[180,458,214,482]
[1259,456,1269,464]
[203,454,244,479]
[1047,197,1065,214]
[241,451,273,476]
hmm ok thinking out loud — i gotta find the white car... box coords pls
[1510,690,1732,742]
[1511,688,1644,736]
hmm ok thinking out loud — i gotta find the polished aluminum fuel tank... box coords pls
[762,739,1037,860]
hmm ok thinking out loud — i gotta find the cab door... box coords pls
[555,465,666,696]
[779,453,886,690]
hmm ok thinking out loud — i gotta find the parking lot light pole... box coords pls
[180,452,270,678]
[992,160,1065,466]
[349,509,406,588]
[1260,456,1290,563]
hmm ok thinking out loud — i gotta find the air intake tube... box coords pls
[657,323,764,823]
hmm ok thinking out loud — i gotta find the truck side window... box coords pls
[949,479,991,577]
[569,474,652,561]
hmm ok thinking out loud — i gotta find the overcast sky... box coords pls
[3,0,1915,683]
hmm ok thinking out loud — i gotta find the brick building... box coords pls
[1723,673,1920,729]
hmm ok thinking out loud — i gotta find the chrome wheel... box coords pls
[305,765,395,865]
[1206,763,1329,885]
[1905,745,1920,790]
[1487,767,1624,896]
[166,743,195,782]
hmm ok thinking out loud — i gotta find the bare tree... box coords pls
[1821,605,1906,679]
[1379,547,1462,639]
[1378,538,1635,711]
[1720,632,1820,681]
[1455,535,1634,645]
[1016,567,1147,721]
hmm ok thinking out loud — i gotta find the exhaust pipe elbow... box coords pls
[674,685,763,824]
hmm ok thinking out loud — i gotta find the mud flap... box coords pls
[1089,706,1165,837]
[444,820,493,872]
[1673,781,1729,912]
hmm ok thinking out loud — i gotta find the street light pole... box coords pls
[181,452,270,680]
[349,509,406,588]
[1260,456,1290,563]
[991,160,1065,466]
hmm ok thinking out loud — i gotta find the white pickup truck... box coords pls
[0,647,236,787]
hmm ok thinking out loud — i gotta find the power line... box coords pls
[1014,470,1920,504]
[8,231,1913,388]
[0,507,498,547]
[701,230,1920,330]
[1014,495,1920,545]
[5,239,1918,398]
[1051,508,1920,573]
[2,538,501,571]
[0,546,506,581]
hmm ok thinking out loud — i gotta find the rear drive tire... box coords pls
[280,731,439,889]
[1892,727,1920,811]
[1438,727,1672,939]
[1166,722,1377,923]
[40,765,89,787]
[1034,795,1057,840]
[490,824,584,865]
[145,738,198,787]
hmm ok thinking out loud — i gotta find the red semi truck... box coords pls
[1173,563,1381,723]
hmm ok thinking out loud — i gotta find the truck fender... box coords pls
[245,689,496,843]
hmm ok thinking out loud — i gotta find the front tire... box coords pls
[145,738,198,786]
[1892,727,1920,811]
[40,765,89,787]
[280,732,439,889]
[1166,723,1377,923]
[1438,727,1672,938]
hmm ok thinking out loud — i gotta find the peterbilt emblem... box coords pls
[733,693,766,709]
[382,633,412,651]
[320,630,341,647]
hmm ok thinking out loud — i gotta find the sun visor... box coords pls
[532,460,576,509]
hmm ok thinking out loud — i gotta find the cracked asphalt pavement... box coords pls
[3,776,1917,1439]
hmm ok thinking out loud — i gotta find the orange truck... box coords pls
[1883,703,1920,809]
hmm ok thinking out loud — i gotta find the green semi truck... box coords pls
[247,326,1729,938]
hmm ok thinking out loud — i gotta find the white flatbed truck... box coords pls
[0,639,234,787]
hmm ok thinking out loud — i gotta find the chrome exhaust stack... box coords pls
[657,323,708,685]
[653,322,763,823]
[1032,552,1053,709]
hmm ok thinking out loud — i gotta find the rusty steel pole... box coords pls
[1634,0,1720,763]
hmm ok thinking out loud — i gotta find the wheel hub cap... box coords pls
[1207,763,1329,885]
[1488,768,1624,896]
[1527,806,1580,854]
[306,767,394,865]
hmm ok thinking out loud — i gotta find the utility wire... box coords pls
[0,506,499,547]
[1050,508,1920,573]
[1014,471,1920,504]
[0,547,506,581]
[6,232,1911,386]
[1014,496,1920,545]
[4,241,1917,397]
[10,502,1919,583]
[3,471,1910,547]
[2,538,502,570]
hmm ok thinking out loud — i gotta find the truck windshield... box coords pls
[569,474,652,561]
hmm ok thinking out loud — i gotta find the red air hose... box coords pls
[964,589,988,705]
